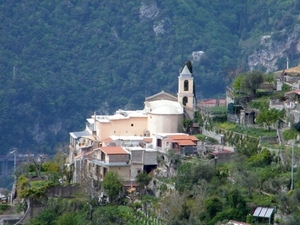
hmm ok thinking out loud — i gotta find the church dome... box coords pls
[145,100,183,115]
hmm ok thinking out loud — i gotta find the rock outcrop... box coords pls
[248,25,300,72]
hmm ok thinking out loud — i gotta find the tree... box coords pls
[182,60,193,73]
[240,71,264,96]
[204,196,223,219]
[231,155,259,198]
[175,162,214,193]
[29,155,45,179]
[56,212,78,225]
[136,172,152,195]
[103,171,122,202]
[227,189,246,210]
[175,162,194,192]
[192,163,214,184]
[232,74,244,93]
[183,119,193,134]
[51,150,73,184]
[247,148,272,167]
[160,192,187,225]
[256,108,284,131]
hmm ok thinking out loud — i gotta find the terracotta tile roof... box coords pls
[102,137,113,143]
[176,140,196,146]
[167,135,199,141]
[166,135,198,146]
[198,99,226,106]
[143,137,152,143]
[100,146,128,155]
[227,220,251,225]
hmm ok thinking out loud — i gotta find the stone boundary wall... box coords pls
[202,129,222,143]
[46,185,82,198]
[260,136,279,144]
[202,128,279,145]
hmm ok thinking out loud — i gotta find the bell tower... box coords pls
[178,62,194,110]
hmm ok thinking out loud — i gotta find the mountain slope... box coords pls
[0,0,299,152]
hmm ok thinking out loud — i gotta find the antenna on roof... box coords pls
[287,57,289,69]
[93,111,96,131]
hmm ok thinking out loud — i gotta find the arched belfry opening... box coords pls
[183,96,188,106]
[184,80,189,91]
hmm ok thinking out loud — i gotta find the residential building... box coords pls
[89,146,131,181]
[151,133,199,162]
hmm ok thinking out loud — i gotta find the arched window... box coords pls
[184,80,189,91]
[183,96,188,106]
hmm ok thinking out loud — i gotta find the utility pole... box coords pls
[9,148,17,176]
[291,141,295,190]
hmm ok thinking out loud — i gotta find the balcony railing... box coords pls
[90,159,131,167]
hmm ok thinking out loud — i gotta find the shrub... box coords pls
[247,149,272,167]
[0,204,10,212]
[283,128,298,141]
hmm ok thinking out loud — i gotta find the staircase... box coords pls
[277,129,285,146]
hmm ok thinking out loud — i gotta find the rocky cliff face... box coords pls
[247,25,300,72]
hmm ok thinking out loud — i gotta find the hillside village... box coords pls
[65,62,300,222]
[68,61,300,217]
[3,62,300,224]
[67,63,300,186]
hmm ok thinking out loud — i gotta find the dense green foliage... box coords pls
[29,198,160,225]
[136,172,152,189]
[102,171,122,202]
[0,204,10,214]
[256,108,284,130]
[1,0,299,154]
[233,71,265,96]
[283,128,299,141]
[17,175,55,200]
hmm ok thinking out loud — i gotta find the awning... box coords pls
[82,135,97,141]
[70,130,90,139]
[253,207,274,218]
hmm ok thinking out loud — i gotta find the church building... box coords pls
[67,62,197,183]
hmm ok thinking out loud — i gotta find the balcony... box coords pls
[90,159,131,167]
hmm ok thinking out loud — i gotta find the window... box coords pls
[101,152,105,161]
[131,123,134,127]
[183,96,188,106]
[184,80,189,91]
[157,138,162,147]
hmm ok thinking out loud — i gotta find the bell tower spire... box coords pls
[177,61,194,110]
